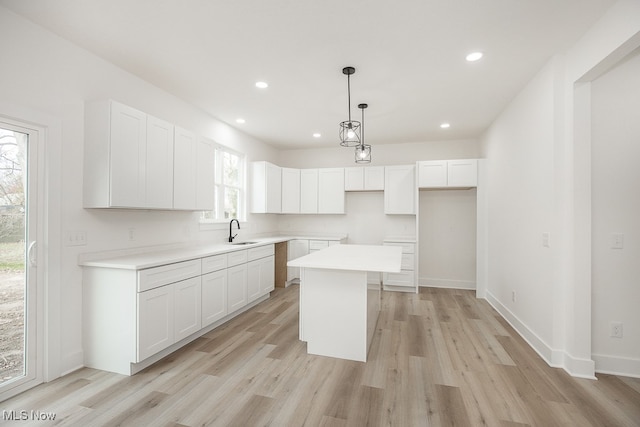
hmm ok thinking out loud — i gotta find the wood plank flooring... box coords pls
[2,286,639,426]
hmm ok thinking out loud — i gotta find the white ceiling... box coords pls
[0,0,615,149]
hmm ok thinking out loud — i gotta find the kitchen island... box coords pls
[287,244,402,362]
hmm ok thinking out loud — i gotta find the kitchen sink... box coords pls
[230,241,258,245]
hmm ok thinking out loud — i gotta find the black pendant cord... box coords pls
[347,73,352,124]
[358,103,368,149]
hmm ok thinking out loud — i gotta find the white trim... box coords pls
[593,353,640,379]
[419,277,475,290]
[484,290,596,379]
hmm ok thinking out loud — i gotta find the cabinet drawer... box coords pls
[384,242,415,254]
[248,244,275,262]
[138,259,201,292]
[384,270,415,286]
[309,240,329,251]
[202,253,228,274]
[401,253,415,270]
[227,249,248,267]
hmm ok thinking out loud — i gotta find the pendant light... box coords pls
[355,103,371,163]
[339,66,361,147]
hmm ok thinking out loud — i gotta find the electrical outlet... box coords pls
[611,233,624,249]
[542,232,550,248]
[610,322,623,338]
[66,231,87,246]
[128,228,136,241]
[512,291,516,302]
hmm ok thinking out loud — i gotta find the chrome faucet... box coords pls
[229,219,240,242]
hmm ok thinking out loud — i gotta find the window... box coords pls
[201,146,245,223]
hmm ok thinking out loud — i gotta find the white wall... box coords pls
[591,48,640,376]
[480,0,640,378]
[0,6,278,378]
[418,189,477,289]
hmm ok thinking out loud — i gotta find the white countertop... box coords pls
[79,234,347,270]
[287,244,402,273]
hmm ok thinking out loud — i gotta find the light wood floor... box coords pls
[3,286,640,426]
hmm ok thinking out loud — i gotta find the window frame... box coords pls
[200,144,246,226]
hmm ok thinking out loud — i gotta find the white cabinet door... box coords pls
[447,159,478,187]
[109,101,147,207]
[418,159,478,188]
[287,239,309,282]
[364,166,385,190]
[281,168,301,213]
[384,165,416,214]
[251,161,282,213]
[201,270,227,327]
[195,137,216,210]
[318,168,345,214]
[300,169,319,213]
[137,285,174,361]
[145,116,174,209]
[173,126,198,209]
[260,256,275,294]
[247,259,262,303]
[344,167,364,191]
[417,160,448,188]
[227,263,247,313]
[174,277,202,342]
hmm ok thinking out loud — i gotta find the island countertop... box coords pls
[287,244,402,273]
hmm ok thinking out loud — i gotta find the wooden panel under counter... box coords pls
[275,241,288,287]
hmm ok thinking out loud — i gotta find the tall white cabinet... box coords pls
[384,165,416,214]
[251,161,282,213]
[84,100,175,209]
[318,168,345,214]
[281,168,301,213]
[300,169,319,213]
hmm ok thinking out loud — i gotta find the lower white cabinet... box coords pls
[248,255,275,302]
[382,240,417,292]
[227,263,248,313]
[83,244,276,375]
[174,277,202,341]
[201,269,227,327]
[137,284,174,362]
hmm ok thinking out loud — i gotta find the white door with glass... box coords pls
[0,120,42,400]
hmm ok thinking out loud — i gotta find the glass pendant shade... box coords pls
[355,144,371,163]
[339,120,361,147]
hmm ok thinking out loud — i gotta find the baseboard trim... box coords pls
[593,353,640,378]
[419,277,476,290]
[484,290,596,379]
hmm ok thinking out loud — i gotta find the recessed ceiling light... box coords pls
[236,118,246,124]
[255,81,268,89]
[440,123,451,129]
[466,52,483,62]
[313,133,321,138]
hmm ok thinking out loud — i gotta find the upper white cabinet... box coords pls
[251,161,282,213]
[84,100,215,210]
[84,100,174,208]
[418,159,478,188]
[281,168,301,214]
[344,166,385,191]
[174,128,215,210]
[318,168,345,214]
[300,169,319,213]
[384,165,415,215]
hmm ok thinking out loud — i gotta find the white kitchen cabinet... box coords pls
[281,168,301,214]
[84,100,171,209]
[227,263,248,313]
[382,240,416,292]
[418,159,478,188]
[173,127,198,210]
[251,161,282,213]
[248,255,275,302]
[137,284,174,361]
[145,115,175,209]
[344,166,385,191]
[318,168,345,214]
[201,269,227,327]
[384,165,416,214]
[174,276,202,342]
[287,239,310,283]
[300,169,319,213]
